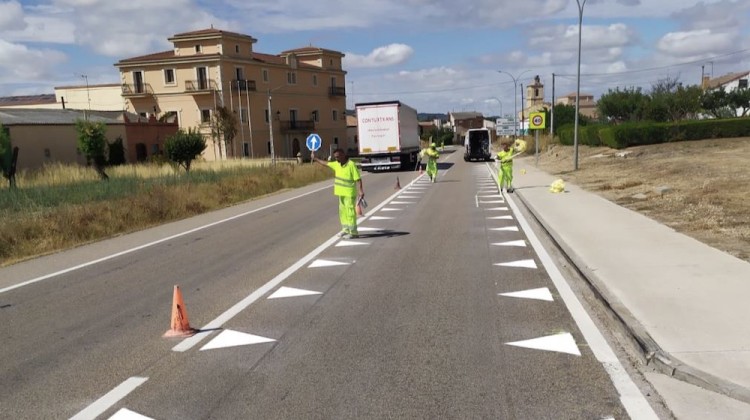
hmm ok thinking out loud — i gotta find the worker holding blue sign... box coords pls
[312,147,364,239]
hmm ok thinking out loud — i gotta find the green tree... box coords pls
[597,87,649,123]
[727,88,750,117]
[75,119,109,180]
[701,89,732,118]
[551,104,589,132]
[210,106,238,159]
[0,124,13,188]
[108,136,126,166]
[165,128,206,172]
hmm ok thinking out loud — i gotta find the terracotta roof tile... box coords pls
[117,50,176,64]
[706,71,750,90]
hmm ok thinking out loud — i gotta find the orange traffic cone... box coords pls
[394,176,401,190]
[163,285,198,337]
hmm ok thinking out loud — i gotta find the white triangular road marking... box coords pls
[200,330,276,351]
[499,287,554,301]
[492,240,527,247]
[485,207,510,211]
[489,226,519,232]
[381,208,402,212]
[369,216,394,220]
[390,201,414,205]
[495,259,537,268]
[109,408,154,420]
[357,227,380,231]
[478,195,502,198]
[480,200,505,204]
[487,215,513,220]
[268,286,322,299]
[506,332,581,356]
[309,259,352,268]
[336,240,370,247]
[398,195,419,199]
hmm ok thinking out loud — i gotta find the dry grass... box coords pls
[530,136,750,263]
[0,160,330,266]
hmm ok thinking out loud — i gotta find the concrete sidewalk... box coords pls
[508,157,750,408]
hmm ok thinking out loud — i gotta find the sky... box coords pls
[1,0,750,116]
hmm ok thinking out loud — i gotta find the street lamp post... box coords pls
[267,90,276,165]
[573,0,587,171]
[497,70,530,139]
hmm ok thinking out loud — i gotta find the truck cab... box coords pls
[464,128,492,161]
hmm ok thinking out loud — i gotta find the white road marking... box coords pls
[492,240,527,247]
[390,201,415,205]
[267,286,322,299]
[485,207,510,211]
[506,332,581,356]
[70,377,148,420]
[108,408,153,420]
[0,183,336,295]
[487,215,514,220]
[309,259,352,268]
[495,259,537,269]
[380,208,403,212]
[356,227,381,232]
[489,226,519,232]
[479,200,504,204]
[500,287,554,301]
[200,330,276,351]
[489,163,659,419]
[368,216,394,221]
[336,240,371,247]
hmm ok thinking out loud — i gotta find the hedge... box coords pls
[599,117,750,149]
[556,124,604,146]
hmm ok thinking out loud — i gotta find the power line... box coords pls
[355,80,514,96]
[555,47,750,77]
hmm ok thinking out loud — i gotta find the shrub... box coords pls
[165,128,207,172]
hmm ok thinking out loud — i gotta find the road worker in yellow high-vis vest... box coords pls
[420,143,440,183]
[312,148,364,239]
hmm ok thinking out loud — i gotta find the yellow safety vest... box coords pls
[497,149,514,166]
[327,160,360,196]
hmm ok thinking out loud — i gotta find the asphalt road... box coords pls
[0,149,651,419]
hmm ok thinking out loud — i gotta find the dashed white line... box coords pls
[70,376,148,420]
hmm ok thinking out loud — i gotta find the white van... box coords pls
[463,128,492,161]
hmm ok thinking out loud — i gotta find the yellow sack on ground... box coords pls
[514,139,528,153]
[549,179,565,193]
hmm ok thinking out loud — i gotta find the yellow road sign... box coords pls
[529,112,546,130]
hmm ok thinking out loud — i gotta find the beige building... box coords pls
[555,92,598,119]
[114,28,348,161]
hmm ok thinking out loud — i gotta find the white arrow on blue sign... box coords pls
[306,133,322,151]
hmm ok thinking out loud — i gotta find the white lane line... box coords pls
[0,183,335,296]
[475,195,479,208]
[390,201,414,205]
[488,215,514,220]
[489,163,659,419]
[492,240,527,247]
[489,226,519,232]
[70,377,148,420]
[172,175,418,352]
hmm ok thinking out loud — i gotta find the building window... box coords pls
[235,44,240,54]
[164,69,175,85]
[311,110,319,122]
[44,148,51,158]
[152,144,160,154]
[334,137,339,145]
[287,71,297,85]
[267,141,271,154]
[240,109,248,123]
[330,76,337,88]
[740,79,748,89]
[195,45,202,53]
[332,109,338,121]
[264,109,270,123]
[201,109,211,123]
[534,88,539,97]
[262,69,269,83]
[243,142,250,157]
[235,67,244,81]
[312,74,318,86]
[354,135,358,144]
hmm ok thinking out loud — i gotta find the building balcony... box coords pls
[185,79,218,94]
[329,86,346,97]
[279,120,315,132]
[121,83,153,97]
[233,79,257,92]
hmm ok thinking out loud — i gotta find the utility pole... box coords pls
[573,0,588,171]
[267,90,275,165]
[520,83,525,137]
[81,74,91,120]
[550,73,556,137]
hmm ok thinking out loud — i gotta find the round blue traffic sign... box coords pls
[306,133,322,151]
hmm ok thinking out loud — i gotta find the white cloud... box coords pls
[344,44,414,68]
[529,23,634,52]
[0,1,26,31]
[0,39,67,83]
[657,29,735,57]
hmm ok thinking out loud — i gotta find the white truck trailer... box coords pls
[356,101,420,171]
